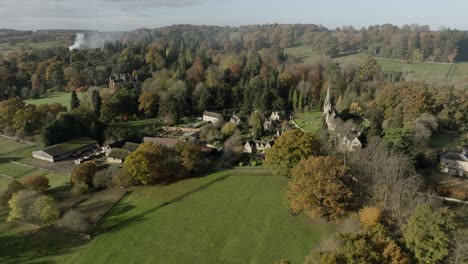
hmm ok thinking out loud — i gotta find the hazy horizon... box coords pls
[1,0,467,31]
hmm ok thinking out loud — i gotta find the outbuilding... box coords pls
[32,137,98,163]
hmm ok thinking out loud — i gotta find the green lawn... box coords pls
[111,118,163,135]
[0,137,30,156]
[293,111,323,133]
[25,92,85,110]
[64,168,333,264]
[0,41,65,56]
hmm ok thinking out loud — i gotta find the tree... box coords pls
[221,122,236,136]
[175,141,203,174]
[91,90,102,116]
[123,142,179,185]
[113,168,136,187]
[138,91,159,117]
[287,156,353,219]
[8,190,59,225]
[71,90,80,110]
[70,161,97,187]
[0,180,25,205]
[57,210,89,233]
[265,130,322,177]
[404,204,456,264]
[358,207,383,229]
[23,175,50,192]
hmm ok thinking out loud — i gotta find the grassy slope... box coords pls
[68,169,333,264]
[293,112,323,133]
[25,92,85,110]
[285,45,468,87]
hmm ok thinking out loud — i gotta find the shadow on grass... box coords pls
[0,228,88,264]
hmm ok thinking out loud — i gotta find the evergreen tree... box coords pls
[70,91,80,110]
[91,90,102,116]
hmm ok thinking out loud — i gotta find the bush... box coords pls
[239,162,244,167]
[72,182,90,195]
[58,210,89,233]
[23,175,50,192]
[0,180,25,205]
[251,160,257,167]
[92,167,117,190]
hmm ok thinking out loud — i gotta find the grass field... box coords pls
[0,41,65,56]
[111,118,163,135]
[293,111,323,133]
[65,168,334,264]
[285,45,468,87]
[25,92,85,110]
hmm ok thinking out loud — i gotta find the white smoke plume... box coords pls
[69,33,85,51]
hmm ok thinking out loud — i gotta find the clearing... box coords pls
[293,111,323,133]
[25,92,85,110]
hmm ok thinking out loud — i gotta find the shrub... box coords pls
[239,162,244,167]
[58,210,89,233]
[251,160,257,167]
[0,180,25,205]
[23,175,50,192]
[72,182,90,195]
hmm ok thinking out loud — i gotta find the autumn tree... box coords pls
[138,91,159,117]
[70,161,97,187]
[175,141,203,174]
[265,130,322,177]
[287,156,353,219]
[23,175,50,192]
[0,180,25,205]
[404,204,456,264]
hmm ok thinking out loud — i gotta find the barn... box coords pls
[32,137,98,163]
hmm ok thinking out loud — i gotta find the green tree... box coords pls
[175,141,203,174]
[71,90,80,110]
[265,130,322,177]
[287,156,353,219]
[91,90,102,117]
[404,204,456,264]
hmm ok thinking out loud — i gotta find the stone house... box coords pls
[203,111,223,124]
[440,147,468,177]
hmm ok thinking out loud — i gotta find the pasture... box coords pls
[0,41,65,56]
[110,118,163,135]
[285,45,468,87]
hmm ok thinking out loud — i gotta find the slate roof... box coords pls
[122,142,140,152]
[108,148,131,160]
[203,111,222,119]
[41,137,97,157]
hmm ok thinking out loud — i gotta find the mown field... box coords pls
[0,137,69,193]
[110,118,163,135]
[285,45,468,87]
[0,168,335,264]
[68,168,334,264]
[25,92,85,110]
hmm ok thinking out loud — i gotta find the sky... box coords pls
[1,0,467,31]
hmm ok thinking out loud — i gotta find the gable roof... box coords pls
[122,142,140,152]
[108,148,131,160]
[203,111,222,119]
[41,137,97,157]
[144,137,179,147]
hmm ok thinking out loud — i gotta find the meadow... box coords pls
[0,41,65,56]
[285,45,468,88]
[25,92,85,110]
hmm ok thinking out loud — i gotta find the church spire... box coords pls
[323,85,333,115]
